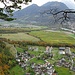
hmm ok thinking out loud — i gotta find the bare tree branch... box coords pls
[42,8,75,24]
[0,0,32,21]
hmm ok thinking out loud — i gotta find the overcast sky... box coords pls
[32,0,62,6]
[33,0,75,5]
[24,0,75,9]
[0,0,75,9]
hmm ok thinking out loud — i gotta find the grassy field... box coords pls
[0,33,40,41]
[10,65,75,75]
[1,28,75,75]
[54,66,75,75]
[29,57,45,64]
[16,47,24,53]
[29,31,75,44]
[69,33,75,39]
[28,46,45,56]
[0,26,47,33]
[10,65,25,75]
[0,29,75,45]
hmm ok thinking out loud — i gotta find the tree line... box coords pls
[6,39,75,48]
[0,41,16,75]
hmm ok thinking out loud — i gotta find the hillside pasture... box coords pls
[29,31,75,45]
[0,33,40,41]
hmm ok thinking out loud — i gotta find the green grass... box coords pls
[28,46,45,56]
[16,47,24,53]
[4,42,17,57]
[0,33,40,41]
[47,48,63,64]
[69,34,75,39]
[28,50,42,56]
[10,65,25,75]
[52,48,63,60]
[54,66,75,75]
[29,31,75,44]
[71,48,75,52]
[0,27,44,32]
[38,46,46,52]
[29,58,45,64]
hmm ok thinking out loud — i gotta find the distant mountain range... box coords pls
[13,1,69,26]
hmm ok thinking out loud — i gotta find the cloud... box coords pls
[32,0,62,6]
[61,0,75,9]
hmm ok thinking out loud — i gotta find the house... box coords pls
[52,73,57,75]
[59,47,65,54]
[28,46,38,51]
[41,72,45,75]
[28,46,32,50]
[31,63,35,69]
[59,47,71,55]
[45,46,53,53]
[25,73,31,75]
[16,58,20,62]
[72,67,75,72]
[65,47,71,55]
[71,52,75,58]
[34,47,38,51]
[61,58,66,63]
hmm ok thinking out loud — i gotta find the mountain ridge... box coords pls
[13,1,69,26]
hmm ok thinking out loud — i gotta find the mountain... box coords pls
[13,1,69,26]
[41,1,68,10]
[13,4,39,18]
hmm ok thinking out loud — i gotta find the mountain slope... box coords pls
[13,1,69,25]
[14,4,39,18]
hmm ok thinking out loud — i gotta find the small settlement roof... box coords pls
[59,47,65,50]
[46,46,50,51]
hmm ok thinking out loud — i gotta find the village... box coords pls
[15,46,75,75]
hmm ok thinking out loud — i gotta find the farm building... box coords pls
[59,47,65,54]
[59,47,71,55]
[45,46,53,53]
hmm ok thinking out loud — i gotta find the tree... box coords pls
[53,9,75,24]
[42,8,75,32]
[0,0,32,21]
[42,8,75,24]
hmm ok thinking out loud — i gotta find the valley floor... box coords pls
[0,27,75,75]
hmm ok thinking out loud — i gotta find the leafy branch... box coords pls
[0,0,32,21]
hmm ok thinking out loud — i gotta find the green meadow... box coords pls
[0,33,40,41]
[10,65,25,75]
[29,31,75,44]
[54,66,75,75]
[0,27,75,45]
